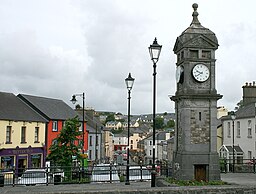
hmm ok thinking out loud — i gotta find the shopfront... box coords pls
[0,146,46,175]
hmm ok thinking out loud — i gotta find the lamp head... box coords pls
[149,37,162,64]
[230,111,236,120]
[125,73,135,91]
[70,95,77,104]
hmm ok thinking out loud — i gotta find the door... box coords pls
[194,165,207,181]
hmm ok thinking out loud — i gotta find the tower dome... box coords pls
[173,3,218,53]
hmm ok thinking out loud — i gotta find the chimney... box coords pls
[242,81,256,106]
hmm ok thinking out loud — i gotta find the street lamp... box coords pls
[230,111,236,173]
[71,93,85,167]
[149,37,162,187]
[125,72,135,185]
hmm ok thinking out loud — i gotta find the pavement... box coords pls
[1,173,256,194]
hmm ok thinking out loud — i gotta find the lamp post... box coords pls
[95,124,98,164]
[230,111,236,173]
[71,93,85,167]
[125,73,135,185]
[148,38,162,187]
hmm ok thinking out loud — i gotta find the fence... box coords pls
[0,163,169,186]
[220,158,256,173]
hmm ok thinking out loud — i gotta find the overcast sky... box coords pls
[1,0,256,115]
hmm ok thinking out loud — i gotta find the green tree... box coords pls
[155,116,165,129]
[47,116,82,167]
[166,119,175,128]
[105,113,115,123]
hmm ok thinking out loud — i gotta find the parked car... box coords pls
[17,169,50,186]
[129,166,151,181]
[91,164,120,183]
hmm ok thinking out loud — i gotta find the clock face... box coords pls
[176,66,184,83]
[192,64,209,82]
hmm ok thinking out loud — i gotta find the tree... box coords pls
[166,119,175,128]
[105,113,115,123]
[155,116,165,129]
[47,116,82,167]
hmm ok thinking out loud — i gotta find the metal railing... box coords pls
[0,163,170,186]
[220,158,256,173]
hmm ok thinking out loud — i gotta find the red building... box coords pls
[18,94,88,158]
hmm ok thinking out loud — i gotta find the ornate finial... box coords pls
[191,3,201,25]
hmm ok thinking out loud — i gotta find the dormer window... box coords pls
[202,50,211,59]
[190,50,198,58]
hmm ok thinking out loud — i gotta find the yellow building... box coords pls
[0,92,47,172]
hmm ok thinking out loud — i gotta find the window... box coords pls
[227,122,231,137]
[89,136,92,146]
[96,135,98,146]
[21,126,26,143]
[34,127,39,143]
[190,50,198,58]
[202,50,211,59]
[6,126,12,143]
[52,121,58,131]
[89,150,92,160]
[248,120,252,137]
[150,141,152,146]
[131,140,133,144]
[248,128,252,138]
[248,151,252,159]
[181,51,184,59]
[237,121,241,137]
[150,150,152,156]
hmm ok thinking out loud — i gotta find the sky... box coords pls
[0,0,256,115]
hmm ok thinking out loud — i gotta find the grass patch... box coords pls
[165,178,228,186]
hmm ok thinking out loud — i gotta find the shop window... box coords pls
[1,156,14,169]
[52,121,58,132]
[34,127,39,143]
[21,126,26,143]
[31,154,41,168]
[6,126,12,143]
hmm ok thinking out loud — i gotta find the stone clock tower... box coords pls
[170,4,222,181]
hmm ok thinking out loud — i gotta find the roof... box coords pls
[0,92,47,122]
[221,103,255,121]
[18,94,81,120]
[225,145,244,153]
[236,103,255,119]
[173,3,218,53]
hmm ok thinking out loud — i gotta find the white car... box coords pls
[91,164,120,183]
[18,169,50,186]
[129,166,151,181]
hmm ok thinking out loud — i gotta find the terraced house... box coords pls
[0,92,47,174]
[0,92,88,174]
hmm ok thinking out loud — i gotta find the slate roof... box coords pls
[225,145,244,153]
[236,103,255,119]
[18,94,81,121]
[221,103,256,121]
[0,92,47,122]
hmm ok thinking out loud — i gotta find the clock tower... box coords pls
[171,4,222,181]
